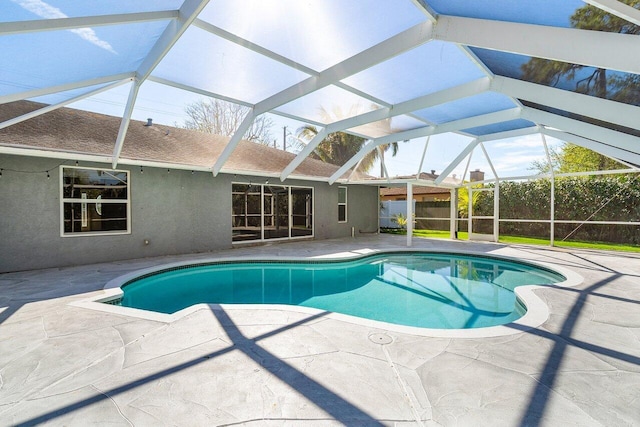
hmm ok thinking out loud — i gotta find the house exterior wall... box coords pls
[311,180,379,238]
[0,154,379,272]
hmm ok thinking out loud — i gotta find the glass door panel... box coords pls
[232,184,261,242]
[291,188,313,237]
[264,185,289,239]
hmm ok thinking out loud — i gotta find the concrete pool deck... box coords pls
[1,235,639,426]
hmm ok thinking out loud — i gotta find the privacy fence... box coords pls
[471,175,640,245]
[380,200,451,231]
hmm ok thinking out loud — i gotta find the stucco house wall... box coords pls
[0,154,379,273]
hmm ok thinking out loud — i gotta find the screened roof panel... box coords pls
[389,115,429,133]
[463,119,536,137]
[427,0,587,28]
[0,22,168,94]
[198,0,426,72]
[274,85,383,125]
[468,48,528,80]
[152,26,311,104]
[414,92,518,124]
[471,48,640,107]
[347,115,426,139]
[342,41,486,105]
[3,0,182,22]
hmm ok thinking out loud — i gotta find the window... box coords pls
[60,167,130,236]
[338,186,347,222]
[232,183,313,242]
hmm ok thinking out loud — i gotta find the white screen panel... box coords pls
[152,26,311,104]
[0,21,168,95]
[1,0,182,22]
[342,41,487,105]
[198,0,426,71]
[275,85,382,125]
[347,115,427,139]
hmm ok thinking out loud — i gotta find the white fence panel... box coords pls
[380,200,415,228]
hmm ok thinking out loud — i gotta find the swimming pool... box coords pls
[110,252,566,330]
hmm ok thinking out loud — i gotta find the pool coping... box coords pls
[70,248,584,338]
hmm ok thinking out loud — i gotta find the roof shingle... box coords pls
[0,101,368,180]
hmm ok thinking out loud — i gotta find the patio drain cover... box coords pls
[369,333,393,345]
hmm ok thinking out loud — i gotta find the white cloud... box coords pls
[70,27,117,54]
[11,0,117,54]
[490,133,565,150]
[491,152,547,174]
[491,134,543,149]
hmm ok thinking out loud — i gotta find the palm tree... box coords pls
[457,185,482,219]
[377,140,399,177]
[297,124,376,170]
[297,105,400,176]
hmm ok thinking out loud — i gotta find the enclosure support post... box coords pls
[467,184,473,237]
[245,192,249,228]
[550,177,555,246]
[407,182,413,247]
[260,186,265,240]
[376,186,380,234]
[288,187,292,239]
[542,132,555,247]
[493,181,500,242]
[450,188,457,239]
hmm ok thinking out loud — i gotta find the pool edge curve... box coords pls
[70,248,584,338]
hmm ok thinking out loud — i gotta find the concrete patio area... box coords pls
[1,235,639,426]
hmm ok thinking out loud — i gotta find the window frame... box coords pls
[59,166,131,237]
[338,186,348,223]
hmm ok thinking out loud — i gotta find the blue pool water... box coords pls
[117,252,565,329]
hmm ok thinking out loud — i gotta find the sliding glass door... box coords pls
[232,183,313,243]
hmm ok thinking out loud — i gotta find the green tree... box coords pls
[531,143,624,174]
[521,0,640,103]
[554,144,624,173]
[609,73,640,104]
